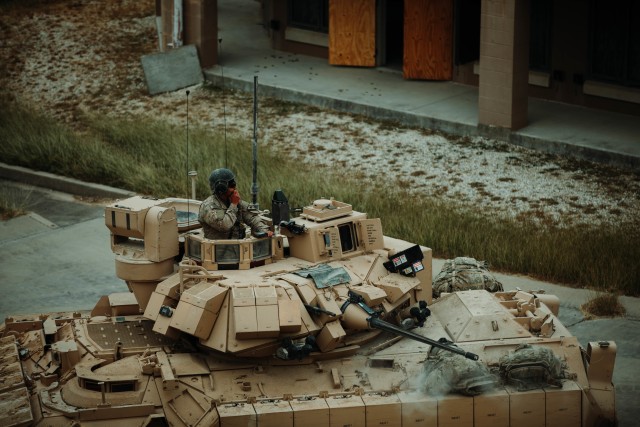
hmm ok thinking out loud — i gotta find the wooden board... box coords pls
[403,0,453,80]
[329,0,376,67]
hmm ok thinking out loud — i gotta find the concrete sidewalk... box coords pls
[203,0,640,170]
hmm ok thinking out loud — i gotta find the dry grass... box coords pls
[1,95,639,298]
[0,187,32,220]
[581,293,626,318]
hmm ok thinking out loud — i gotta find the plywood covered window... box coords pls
[329,0,376,66]
[404,0,453,80]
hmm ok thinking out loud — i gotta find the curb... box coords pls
[203,70,640,172]
[0,163,136,200]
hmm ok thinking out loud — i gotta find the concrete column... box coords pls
[160,0,180,51]
[184,0,218,68]
[478,0,530,130]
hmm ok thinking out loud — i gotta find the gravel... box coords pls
[1,0,639,230]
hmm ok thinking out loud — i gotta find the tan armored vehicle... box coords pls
[0,193,617,426]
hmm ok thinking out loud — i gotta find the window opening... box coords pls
[187,238,201,261]
[338,223,356,253]
[529,0,552,72]
[288,0,329,33]
[253,239,272,260]
[215,244,240,263]
[588,0,640,87]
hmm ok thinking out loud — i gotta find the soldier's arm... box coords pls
[239,202,270,235]
[199,203,239,233]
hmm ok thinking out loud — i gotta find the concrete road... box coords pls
[1,180,638,426]
[0,182,126,318]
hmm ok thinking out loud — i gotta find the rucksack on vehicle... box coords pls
[423,347,498,396]
[433,257,504,298]
[498,343,566,391]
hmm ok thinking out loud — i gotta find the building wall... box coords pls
[260,0,640,117]
[532,0,589,107]
[453,63,479,86]
[526,0,640,116]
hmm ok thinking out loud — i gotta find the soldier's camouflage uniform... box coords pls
[198,194,269,239]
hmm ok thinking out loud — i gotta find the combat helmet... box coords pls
[209,168,236,195]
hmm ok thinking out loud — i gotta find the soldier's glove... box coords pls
[230,190,241,205]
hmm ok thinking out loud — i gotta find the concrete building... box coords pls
[162,0,640,131]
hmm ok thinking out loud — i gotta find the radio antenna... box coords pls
[186,89,190,199]
[251,75,259,208]
[219,38,228,168]
[185,89,199,226]
[185,89,191,225]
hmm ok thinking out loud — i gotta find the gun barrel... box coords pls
[368,317,479,361]
[304,303,336,317]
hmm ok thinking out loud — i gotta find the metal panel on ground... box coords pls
[141,44,203,95]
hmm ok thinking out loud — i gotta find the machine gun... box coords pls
[304,290,479,360]
[367,317,479,361]
[303,303,336,317]
[343,290,479,361]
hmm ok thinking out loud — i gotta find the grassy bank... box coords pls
[1,96,638,296]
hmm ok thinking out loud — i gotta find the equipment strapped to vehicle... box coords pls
[498,343,566,390]
[432,257,504,297]
[423,345,498,396]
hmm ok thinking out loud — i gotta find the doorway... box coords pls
[384,0,404,69]
[329,0,452,79]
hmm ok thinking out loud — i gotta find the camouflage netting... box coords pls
[498,343,567,391]
[423,348,498,396]
[432,257,504,298]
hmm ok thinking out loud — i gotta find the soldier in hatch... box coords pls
[198,168,272,240]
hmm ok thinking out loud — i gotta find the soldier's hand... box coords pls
[230,189,241,205]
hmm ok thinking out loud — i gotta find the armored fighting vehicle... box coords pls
[0,193,617,426]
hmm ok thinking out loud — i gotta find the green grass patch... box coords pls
[1,95,638,296]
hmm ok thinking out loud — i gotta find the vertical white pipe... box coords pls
[173,0,183,48]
